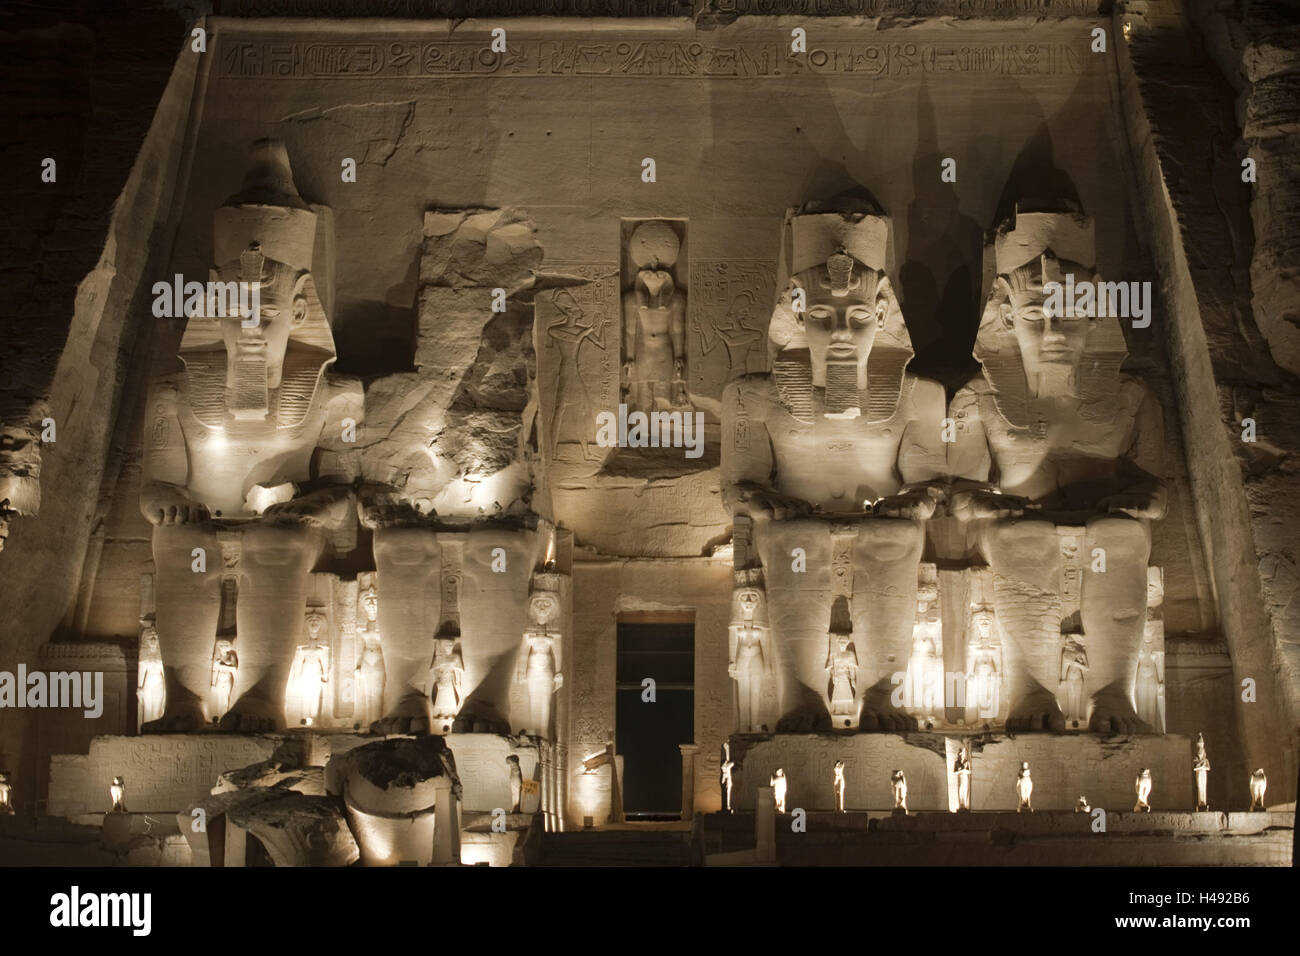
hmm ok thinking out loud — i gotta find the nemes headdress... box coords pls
[768,199,913,423]
[180,140,336,428]
[975,202,1127,427]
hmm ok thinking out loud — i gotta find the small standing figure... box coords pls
[517,588,564,738]
[720,742,735,814]
[1059,635,1089,729]
[953,747,972,812]
[833,760,846,813]
[1134,768,1152,812]
[137,623,166,729]
[1249,769,1267,811]
[211,639,238,721]
[428,637,465,735]
[506,754,523,813]
[891,770,908,813]
[1192,733,1211,811]
[825,632,859,729]
[287,610,330,727]
[1015,762,1033,813]
[354,585,385,730]
[770,768,787,814]
[622,220,688,412]
[0,771,13,815]
[109,776,127,814]
[1075,796,1091,814]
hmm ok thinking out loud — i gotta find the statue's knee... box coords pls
[1088,516,1150,562]
[374,525,438,568]
[242,524,321,569]
[858,518,923,563]
[985,519,1057,566]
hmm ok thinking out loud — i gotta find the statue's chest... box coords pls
[984,403,1132,462]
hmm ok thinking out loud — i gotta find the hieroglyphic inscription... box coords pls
[220,37,1088,80]
[689,260,774,398]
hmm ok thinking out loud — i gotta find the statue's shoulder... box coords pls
[902,373,945,407]
[1117,372,1157,406]
[950,375,991,412]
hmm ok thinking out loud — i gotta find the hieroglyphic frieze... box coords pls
[219,37,1088,80]
[689,260,773,398]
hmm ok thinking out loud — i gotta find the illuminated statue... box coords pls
[354,585,385,730]
[211,640,238,720]
[516,586,563,737]
[1249,769,1267,811]
[139,140,361,732]
[109,776,127,814]
[507,755,523,813]
[905,575,943,724]
[1193,733,1210,811]
[771,768,787,813]
[1134,768,1152,812]
[428,637,465,735]
[965,608,1002,724]
[622,221,688,412]
[826,631,859,729]
[949,204,1164,734]
[1059,635,1089,729]
[953,747,972,812]
[722,200,947,731]
[728,577,777,732]
[833,760,846,813]
[1135,568,1166,732]
[721,742,735,813]
[137,623,166,729]
[287,611,330,726]
[0,772,13,815]
[891,770,908,813]
[1016,762,1033,813]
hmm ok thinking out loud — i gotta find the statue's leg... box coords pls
[150,524,221,731]
[753,516,830,732]
[225,522,324,732]
[1082,515,1149,734]
[980,518,1066,732]
[853,518,925,732]
[371,525,438,734]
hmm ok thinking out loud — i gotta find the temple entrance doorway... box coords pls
[615,612,694,820]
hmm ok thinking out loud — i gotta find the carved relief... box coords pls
[689,260,773,398]
[535,263,619,464]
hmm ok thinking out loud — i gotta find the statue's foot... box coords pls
[369,697,432,736]
[1089,696,1142,735]
[142,704,206,734]
[859,704,917,733]
[1006,695,1066,733]
[217,699,279,733]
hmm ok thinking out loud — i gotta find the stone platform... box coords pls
[729,733,1194,813]
[699,809,1294,866]
[48,732,545,818]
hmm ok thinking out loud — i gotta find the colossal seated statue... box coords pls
[139,140,362,732]
[721,199,946,732]
[947,204,1165,734]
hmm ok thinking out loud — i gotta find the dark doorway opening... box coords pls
[616,613,694,820]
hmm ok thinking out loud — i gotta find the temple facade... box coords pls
[0,0,1296,866]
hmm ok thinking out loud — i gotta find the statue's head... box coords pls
[305,610,326,641]
[360,585,378,619]
[971,609,995,642]
[112,776,125,787]
[141,624,159,651]
[835,633,850,652]
[528,589,559,627]
[628,220,681,272]
[185,140,335,426]
[977,205,1124,407]
[789,251,893,392]
[215,638,235,661]
[731,583,768,628]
